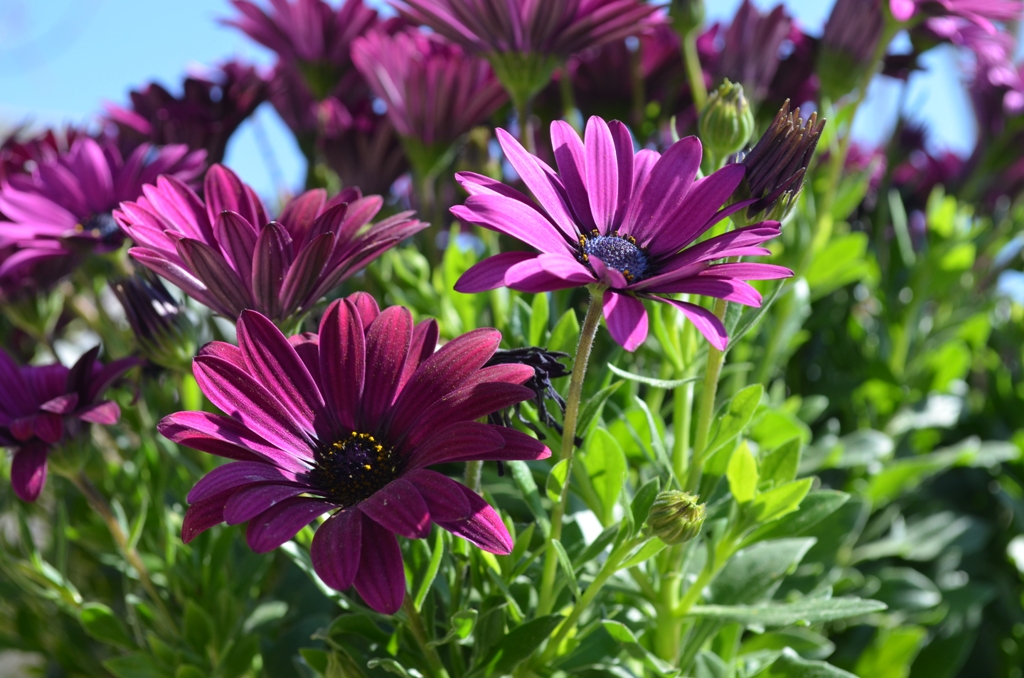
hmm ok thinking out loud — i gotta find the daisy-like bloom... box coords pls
[0,136,205,292]
[453,117,793,352]
[115,164,425,325]
[818,0,885,101]
[0,347,140,502]
[351,29,507,177]
[715,0,794,106]
[390,0,661,107]
[0,126,84,182]
[105,61,268,164]
[224,0,378,101]
[160,297,550,613]
[890,0,1022,31]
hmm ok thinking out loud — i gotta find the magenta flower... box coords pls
[351,29,507,175]
[116,164,425,325]
[225,0,378,101]
[390,0,661,105]
[160,296,550,613]
[716,0,795,105]
[0,136,204,294]
[105,61,268,165]
[890,0,1022,31]
[453,117,792,352]
[0,347,140,502]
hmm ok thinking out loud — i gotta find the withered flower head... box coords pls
[485,347,571,439]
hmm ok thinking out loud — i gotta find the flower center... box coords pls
[75,212,121,242]
[577,231,650,283]
[309,431,398,507]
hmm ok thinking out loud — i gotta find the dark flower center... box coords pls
[309,431,398,507]
[577,231,650,283]
[76,212,121,242]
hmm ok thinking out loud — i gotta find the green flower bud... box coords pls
[670,0,705,38]
[698,80,755,158]
[112,273,197,373]
[645,491,706,545]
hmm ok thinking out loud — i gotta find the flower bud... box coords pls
[112,273,197,372]
[818,0,884,102]
[699,80,755,158]
[733,100,824,226]
[645,491,706,545]
[670,0,705,38]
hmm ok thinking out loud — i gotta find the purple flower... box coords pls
[819,0,885,100]
[453,116,792,352]
[0,126,85,183]
[390,0,661,105]
[716,0,795,105]
[0,136,205,294]
[0,347,140,502]
[890,0,1022,31]
[116,164,425,324]
[105,61,268,165]
[225,0,378,101]
[160,296,550,613]
[351,29,507,174]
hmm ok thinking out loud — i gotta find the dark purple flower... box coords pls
[352,29,507,175]
[105,61,268,164]
[116,164,425,324]
[225,0,378,101]
[453,116,792,352]
[890,0,1022,31]
[819,0,885,101]
[390,0,661,105]
[0,136,205,294]
[716,0,794,105]
[0,126,85,183]
[0,347,140,502]
[160,296,550,613]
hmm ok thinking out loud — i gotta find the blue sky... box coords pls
[0,0,984,200]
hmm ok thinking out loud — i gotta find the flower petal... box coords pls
[360,306,412,431]
[224,484,313,525]
[158,411,312,471]
[435,482,512,555]
[187,460,302,504]
[650,296,729,350]
[452,194,572,256]
[11,443,48,502]
[245,497,326,553]
[646,164,746,257]
[455,251,537,293]
[602,290,649,352]
[318,299,365,431]
[654,278,763,306]
[359,478,431,539]
[404,469,473,523]
[551,120,596,232]
[181,489,233,543]
[505,253,595,293]
[176,238,251,318]
[252,222,293,319]
[584,116,621,233]
[589,255,628,289]
[495,127,580,240]
[698,263,793,280]
[623,137,702,244]
[353,514,407,614]
[311,508,362,591]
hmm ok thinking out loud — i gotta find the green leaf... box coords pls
[529,292,550,346]
[545,459,570,503]
[854,627,927,678]
[548,309,580,355]
[602,620,680,677]
[750,478,813,523]
[473,615,563,677]
[552,539,580,598]
[103,654,171,678]
[414,528,445,609]
[852,511,977,563]
[174,667,206,678]
[428,610,479,647]
[727,281,786,350]
[804,232,873,300]
[607,364,698,389]
[727,441,759,504]
[709,538,815,605]
[759,438,801,487]
[300,648,329,674]
[689,597,886,626]
[632,395,669,470]
[183,600,213,654]
[631,477,661,526]
[79,602,135,649]
[619,538,668,570]
[582,428,628,524]
[602,619,638,644]
[576,381,625,435]
[708,384,763,457]
[243,600,288,634]
[507,460,550,536]
[743,491,849,546]
[760,649,857,678]
[367,658,413,678]
[220,635,260,678]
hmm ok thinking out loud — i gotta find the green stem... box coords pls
[464,460,483,494]
[682,33,708,113]
[671,380,694,484]
[516,96,537,155]
[686,297,729,493]
[67,472,177,637]
[537,289,605,616]
[402,595,451,678]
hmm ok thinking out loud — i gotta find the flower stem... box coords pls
[464,460,483,494]
[402,594,450,678]
[516,96,537,155]
[681,33,708,113]
[67,472,177,636]
[537,289,604,616]
[685,297,729,493]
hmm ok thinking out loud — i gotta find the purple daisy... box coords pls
[159,295,550,613]
[351,29,507,174]
[452,116,792,352]
[0,136,205,291]
[0,347,140,502]
[105,61,268,165]
[715,0,795,105]
[890,0,1022,31]
[115,164,426,325]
